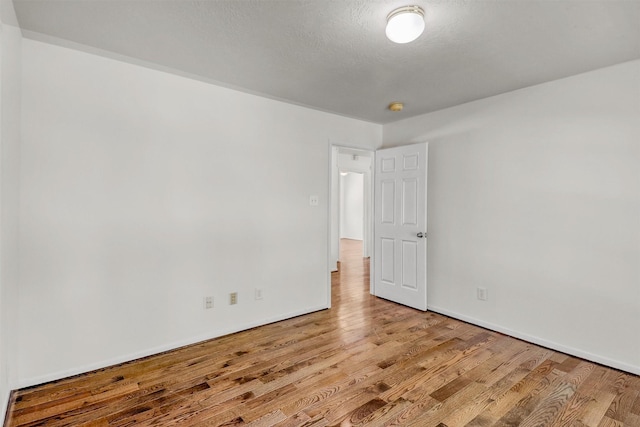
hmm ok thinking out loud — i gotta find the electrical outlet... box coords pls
[255,288,263,300]
[477,287,488,301]
[230,292,238,305]
[203,296,213,309]
[309,195,319,206]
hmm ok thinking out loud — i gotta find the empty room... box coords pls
[0,0,639,426]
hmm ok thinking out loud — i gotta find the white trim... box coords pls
[326,142,335,308]
[369,150,376,295]
[1,389,10,426]
[328,144,339,274]
[428,305,640,376]
[17,305,328,389]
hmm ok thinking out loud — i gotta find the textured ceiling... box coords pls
[11,0,640,124]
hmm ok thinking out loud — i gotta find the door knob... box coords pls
[417,232,427,238]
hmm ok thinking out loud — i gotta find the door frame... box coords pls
[327,143,375,308]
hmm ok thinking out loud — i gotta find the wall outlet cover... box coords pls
[203,296,213,309]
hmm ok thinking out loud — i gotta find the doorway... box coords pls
[339,171,364,241]
[329,145,374,284]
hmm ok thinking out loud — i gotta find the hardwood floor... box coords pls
[6,238,640,426]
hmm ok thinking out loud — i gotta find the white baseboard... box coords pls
[1,388,10,426]
[16,303,639,393]
[428,305,640,376]
[17,305,329,389]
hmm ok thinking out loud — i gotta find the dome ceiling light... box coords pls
[385,5,425,44]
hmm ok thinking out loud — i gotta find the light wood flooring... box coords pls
[6,238,640,426]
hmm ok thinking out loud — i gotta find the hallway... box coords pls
[333,238,370,306]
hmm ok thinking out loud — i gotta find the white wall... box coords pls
[18,39,381,386]
[11,29,639,396]
[339,173,364,240]
[0,3,21,420]
[383,60,640,374]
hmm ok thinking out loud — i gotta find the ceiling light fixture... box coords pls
[385,5,425,44]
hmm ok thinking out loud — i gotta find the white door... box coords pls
[374,143,428,310]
